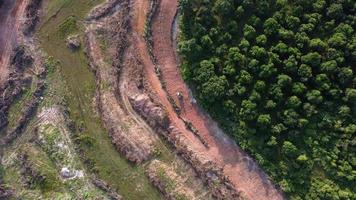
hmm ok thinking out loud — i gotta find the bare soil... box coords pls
[132,0,285,199]
[0,0,24,84]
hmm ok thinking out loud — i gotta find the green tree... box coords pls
[257,114,271,127]
[201,76,228,103]
[301,52,321,67]
[306,90,323,104]
[263,18,280,36]
[282,141,298,157]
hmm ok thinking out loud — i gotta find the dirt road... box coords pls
[131,0,285,199]
[0,0,28,85]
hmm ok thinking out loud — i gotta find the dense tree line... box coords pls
[178,0,355,199]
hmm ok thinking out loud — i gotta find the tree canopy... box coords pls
[179,0,356,199]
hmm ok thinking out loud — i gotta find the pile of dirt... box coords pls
[84,0,156,164]
[87,0,122,21]
[23,0,42,35]
[92,178,122,200]
[128,91,241,199]
[66,35,80,50]
[129,93,169,129]
[147,159,196,200]
[0,46,34,130]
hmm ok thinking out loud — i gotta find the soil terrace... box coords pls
[132,0,285,199]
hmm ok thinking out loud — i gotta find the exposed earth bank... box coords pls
[1,0,285,199]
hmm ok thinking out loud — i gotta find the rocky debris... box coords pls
[23,0,42,35]
[60,167,84,180]
[10,46,34,71]
[129,93,170,129]
[0,165,13,200]
[0,81,45,146]
[147,160,196,200]
[85,3,156,164]
[87,0,122,21]
[92,178,122,200]
[0,46,35,131]
[66,35,81,50]
[130,98,241,199]
[0,185,12,200]
[19,153,47,189]
[167,127,242,200]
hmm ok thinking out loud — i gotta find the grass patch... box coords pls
[20,144,62,193]
[37,0,162,199]
[58,16,78,39]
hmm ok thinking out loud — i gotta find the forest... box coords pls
[178,0,355,199]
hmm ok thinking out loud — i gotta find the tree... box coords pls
[257,114,271,127]
[228,47,246,66]
[256,34,267,46]
[277,74,292,87]
[273,42,289,56]
[345,88,356,102]
[250,46,267,60]
[238,70,252,85]
[195,60,215,83]
[292,82,307,95]
[282,141,298,157]
[312,0,326,12]
[320,60,337,74]
[288,96,301,108]
[254,80,266,92]
[285,15,300,30]
[201,75,228,103]
[283,109,300,127]
[239,100,257,121]
[328,33,347,48]
[327,3,343,19]
[306,90,323,104]
[213,0,234,16]
[338,67,353,84]
[263,17,280,36]
[309,38,327,51]
[284,55,298,72]
[243,25,256,40]
[315,74,331,90]
[301,52,321,67]
[298,64,313,81]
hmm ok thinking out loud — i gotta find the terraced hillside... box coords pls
[0,0,291,200]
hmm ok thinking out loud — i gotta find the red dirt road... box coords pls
[131,0,285,199]
[0,0,26,84]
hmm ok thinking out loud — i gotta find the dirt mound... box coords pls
[87,0,122,21]
[129,93,169,129]
[85,1,157,164]
[147,159,196,200]
[22,0,42,35]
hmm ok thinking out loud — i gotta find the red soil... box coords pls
[131,0,285,199]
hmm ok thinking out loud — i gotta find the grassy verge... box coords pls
[37,0,162,199]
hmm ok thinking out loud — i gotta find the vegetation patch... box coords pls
[58,16,78,39]
[179,0,355,199]
[37,0,162,199]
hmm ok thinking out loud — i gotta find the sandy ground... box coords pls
[131,0,285,199]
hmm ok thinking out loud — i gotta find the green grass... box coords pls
[6,77,38,128]
[37,0,162,199]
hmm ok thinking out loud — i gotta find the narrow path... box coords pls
[132,0,285,199]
